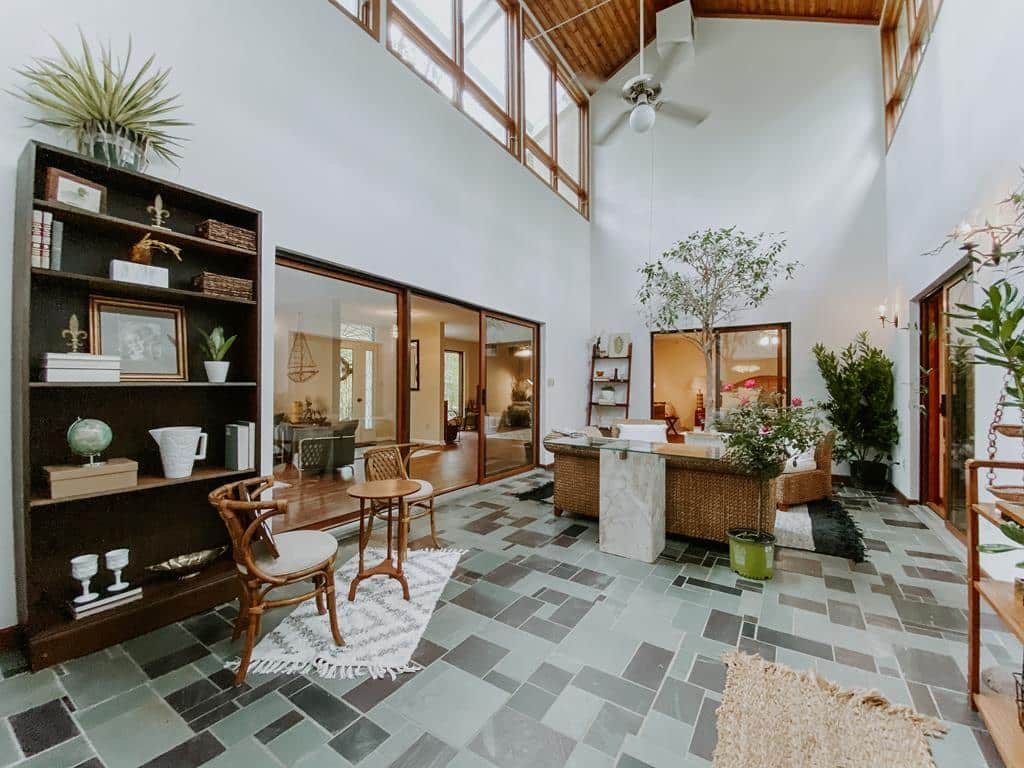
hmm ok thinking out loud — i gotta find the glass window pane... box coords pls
[364,349,375,427]
[524,42,552,153]
[444,351,462,418]
[332,0,361,16]
[526,150,551,184]
[464,91,507,143]
[463,0,508,109]
[483,316,535,476]
[389,23,455,100]
[556,82,580,182]
[393,0,454,55]
[339,348,354,420]
[717,328,788,412]
[557,179,579,210]
[894,4,909,67]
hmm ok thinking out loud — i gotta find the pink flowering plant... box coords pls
[721,400,823,534]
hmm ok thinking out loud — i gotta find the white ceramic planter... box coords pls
[204,361,230,383]
[150,427,208,478]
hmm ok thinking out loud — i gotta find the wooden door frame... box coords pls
[479,309,541,484]
[649,322,793,417]
[277,249,542,490]
[919,287,945,517]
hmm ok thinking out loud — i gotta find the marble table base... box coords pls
[599,449,666,563]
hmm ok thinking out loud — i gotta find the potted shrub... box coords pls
[722,400,822,579]
[200,327,237,383]
[10,31,190,169]
[813,333,899,490]
[637,227,797,426]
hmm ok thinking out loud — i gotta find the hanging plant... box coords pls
[9,30,191,169]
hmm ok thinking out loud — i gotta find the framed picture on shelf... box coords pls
[88,296,187,380]
[45,168,107,213]
[410,339,420,390]
[608,333,631,357]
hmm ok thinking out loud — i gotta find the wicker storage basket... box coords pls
[196,219,257,251]
[192,271,254,300]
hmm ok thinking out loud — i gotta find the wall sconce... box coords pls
[878,304,899,328]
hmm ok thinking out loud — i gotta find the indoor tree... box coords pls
[636,227,797,418]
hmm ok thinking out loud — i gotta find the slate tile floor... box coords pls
[0,472,1015,767]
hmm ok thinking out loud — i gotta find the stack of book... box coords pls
[31,209,63,270]
[67,586,143,620]
[226,420,256,470]
[42,353,121,383]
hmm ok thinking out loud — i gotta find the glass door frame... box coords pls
[478,310,541,483]
[276,254,410,454]
[649,321,793,416]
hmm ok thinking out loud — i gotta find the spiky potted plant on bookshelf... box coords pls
[9,30,190,169]
[637,227,797,428]
[721,399,822,579]
[200,327,237,383]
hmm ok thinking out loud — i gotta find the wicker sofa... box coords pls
[543,436,776,544]
[776,431,835,510]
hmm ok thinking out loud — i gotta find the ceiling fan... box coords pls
[594,0,710,144]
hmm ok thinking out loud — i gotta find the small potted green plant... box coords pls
[9,31,190,169]
[722,399,822,579]
[813,333,899,490]
[199,327,237,383]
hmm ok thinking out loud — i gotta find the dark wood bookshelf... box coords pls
[12,141,261,669]
[587,342,632,427]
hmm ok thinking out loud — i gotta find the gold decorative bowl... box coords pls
[145,546,228,580]
[987,486,1024,504]
[994,424,1024,438]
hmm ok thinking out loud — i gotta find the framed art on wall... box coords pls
[410,339,420,390]
[88,296,187,380]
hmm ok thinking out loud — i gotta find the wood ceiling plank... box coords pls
[526,0,881,86]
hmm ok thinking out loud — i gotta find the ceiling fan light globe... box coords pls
[629,102,656,133]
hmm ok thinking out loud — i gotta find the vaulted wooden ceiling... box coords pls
[527,1,884,87]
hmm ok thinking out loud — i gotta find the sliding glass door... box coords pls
[480,313,538,479]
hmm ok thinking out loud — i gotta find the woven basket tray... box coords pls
[195,219,257,251]
[192,271,254,300]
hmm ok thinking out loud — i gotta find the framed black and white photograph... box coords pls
[410,339,420,390]
[89,296,187,380]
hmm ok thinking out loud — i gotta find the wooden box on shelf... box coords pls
[44,458,138,499]
[12,141,262,669]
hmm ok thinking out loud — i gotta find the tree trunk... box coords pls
[704,348,715,424]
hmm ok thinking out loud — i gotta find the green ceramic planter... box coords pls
[728,528,776,580]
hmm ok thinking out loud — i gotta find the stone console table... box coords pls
[597,440,665,562]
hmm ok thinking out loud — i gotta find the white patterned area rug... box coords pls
[228,547,463,680]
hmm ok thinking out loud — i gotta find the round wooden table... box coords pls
[347,479,421,602]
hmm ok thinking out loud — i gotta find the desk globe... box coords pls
[67,417,113,466]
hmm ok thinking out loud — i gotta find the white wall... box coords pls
[590,19,889,424]
[885,0,1024,504]
[0,0,592,627]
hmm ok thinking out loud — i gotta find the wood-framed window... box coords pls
[521,27,589,217]
[328,0,380,38]
[881,0,942,147]
[386,0,518,152]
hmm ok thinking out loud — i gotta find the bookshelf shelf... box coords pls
[13,141,262,669]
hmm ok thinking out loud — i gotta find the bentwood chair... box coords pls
[209,476,344,684]
[361,444,440,557]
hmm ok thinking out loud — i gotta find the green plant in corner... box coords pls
[8,30,191,169]
[978,521,1024,563]
[636,227,797,416]
[812,332,899,489]
[199,327,237,361]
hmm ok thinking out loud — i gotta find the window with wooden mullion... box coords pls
[329,0,379,38]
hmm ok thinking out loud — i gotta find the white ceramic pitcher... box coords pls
[149,426,208,478]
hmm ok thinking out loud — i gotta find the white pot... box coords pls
[204,361,230,383]
[149,427,208,478]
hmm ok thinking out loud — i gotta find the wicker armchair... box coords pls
[362,443,440,557]
[776,431,835,510]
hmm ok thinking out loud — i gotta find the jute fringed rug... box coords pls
[227,547,463,680]
[713,652,947,768]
